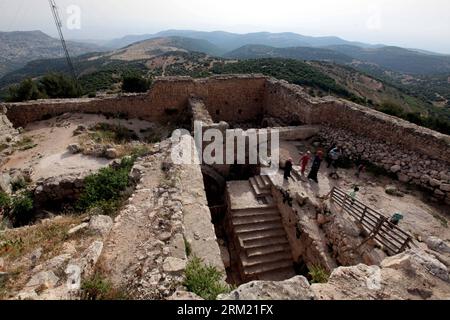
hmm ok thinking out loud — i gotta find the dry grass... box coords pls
[13,136,37,151]
[77,123,153,159]
[0,215,84,260]
[0,214,93,299]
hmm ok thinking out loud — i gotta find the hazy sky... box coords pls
[1,0,449,53]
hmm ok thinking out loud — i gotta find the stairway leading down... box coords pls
[229,175,296,282]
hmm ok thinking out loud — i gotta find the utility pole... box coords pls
[48,0,78,81]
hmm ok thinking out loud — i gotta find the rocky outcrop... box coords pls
[34,174,85,206]
[220,249,450,300]
[15,238,104,300]
[219,276,314,300]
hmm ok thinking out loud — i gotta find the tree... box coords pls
[39,73,82,98]
[5,73,82,102]
[121,74,151,93]
[6,78,44,102]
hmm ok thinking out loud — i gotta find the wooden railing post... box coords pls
[398,236,412,254]
[360,207,367,223]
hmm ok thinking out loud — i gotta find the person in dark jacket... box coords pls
[284,158,293,181]
[308,151,324,183]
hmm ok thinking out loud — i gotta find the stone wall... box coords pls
[318,126,450,204]
[3,75,267,128]
[3,75,449,201]
[263,78,450,202]
[0,106,18,144]
[263,78,450,163]
[273,187,337,272]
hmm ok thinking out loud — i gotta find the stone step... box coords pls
[260,175,272,188]
[234,221,284,234]
[242,250,293,267]
[237,228,287,242]
[249,177,263,196]
[231,207,277,218]
[254,267,297,281]
[243,258,294,276]
[246,244,291,258]
[255,176,269,190]
[231,213,281,226]
[243,236,289,249]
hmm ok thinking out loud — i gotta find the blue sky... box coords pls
[1,0,449,53]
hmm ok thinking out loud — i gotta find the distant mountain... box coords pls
[104,36,223,60]
[326,45,450,74]
[224,42,450,75]
[106,29,376,52]
[0,36,227,95]
[224,44,353,64]
[0,30,106,77]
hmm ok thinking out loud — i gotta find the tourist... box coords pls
[390,212,404,226]
[327,147,341,169]
[325,144,336,167]
[307,151,324,183]
[299,151,311,175]
[349,185,360,205]
[284,158,294,181]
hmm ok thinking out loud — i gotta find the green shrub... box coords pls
[11,178,27,192]
[14,136,37,151]
[5,73,82,102]
[378,101,404,117]
[308,265,330,284]
[76,157,135,213]
[8,192,34,227]
[122,74,150,93]
[6,78,44,102]
[81,273,127,300]
[0,192,11,210]
[184,237,192,257]
[39,73,82,99]
[184,257,231,300]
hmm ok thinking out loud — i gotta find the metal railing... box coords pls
[330,187,413,255]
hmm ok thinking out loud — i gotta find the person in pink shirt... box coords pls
[299,151,311,175]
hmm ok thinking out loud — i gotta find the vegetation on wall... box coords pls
[184,256,232,300]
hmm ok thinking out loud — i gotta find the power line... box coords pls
[48,0,78,81]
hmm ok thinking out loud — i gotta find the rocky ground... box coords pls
[219,247,450,300]
[0,213,113,300]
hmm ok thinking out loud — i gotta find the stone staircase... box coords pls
[229,175,296,282]
[249,175,273,205]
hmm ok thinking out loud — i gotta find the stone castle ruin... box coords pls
[0,75,449,300]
